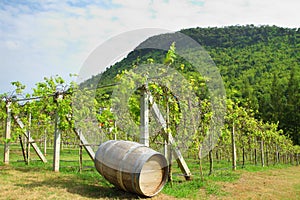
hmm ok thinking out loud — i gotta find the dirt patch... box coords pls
[214,166,300,200]
[151,193,178,200]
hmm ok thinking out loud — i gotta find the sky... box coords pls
[0,0,299,94]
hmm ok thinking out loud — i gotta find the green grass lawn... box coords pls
[0,143,296,199]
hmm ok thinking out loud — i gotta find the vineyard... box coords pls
[1,26,300,199]
[1,74,299,168]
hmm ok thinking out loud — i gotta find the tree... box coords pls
[284,67,300,145]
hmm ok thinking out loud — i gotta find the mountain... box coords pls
[82,25,300,145]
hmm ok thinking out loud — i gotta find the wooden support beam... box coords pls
[149,95,192,180]
[13,115,47,163]
[4,101,11,165]
[65,117,95,161]
[140,87,149,147]
[19,135,27,164]
[72,128,95,161]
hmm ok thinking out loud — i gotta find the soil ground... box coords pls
[206,166,300,200]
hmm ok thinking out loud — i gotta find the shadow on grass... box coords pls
[14,168,140,199]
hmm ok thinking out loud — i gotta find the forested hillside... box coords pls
[84,25,300,145]
[183,25,300,145]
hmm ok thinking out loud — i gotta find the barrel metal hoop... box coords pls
[118,143,143,191]
[99,140,120,177]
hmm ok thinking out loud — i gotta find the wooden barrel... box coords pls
[94,140,168,197]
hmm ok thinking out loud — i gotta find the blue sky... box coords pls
[0,0,299,94]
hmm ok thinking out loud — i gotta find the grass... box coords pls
[163,177,204,199]
[161,159,241,198]
[0,143,299,199]
[0,144,140,199]
[0,165,139,199]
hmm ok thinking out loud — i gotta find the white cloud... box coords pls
[5,40,21,50]
[200,0,300,27]
[0,0,299,93]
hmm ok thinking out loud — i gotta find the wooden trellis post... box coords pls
[44,130,47,156]
[79,141,83,173]
[27,113,31,165]
[3,100,11,165]
[231,122,237,171]
[260,139,265,167]
[165,96,173,182]
[53,92,63,172]
[140,86,149,147]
